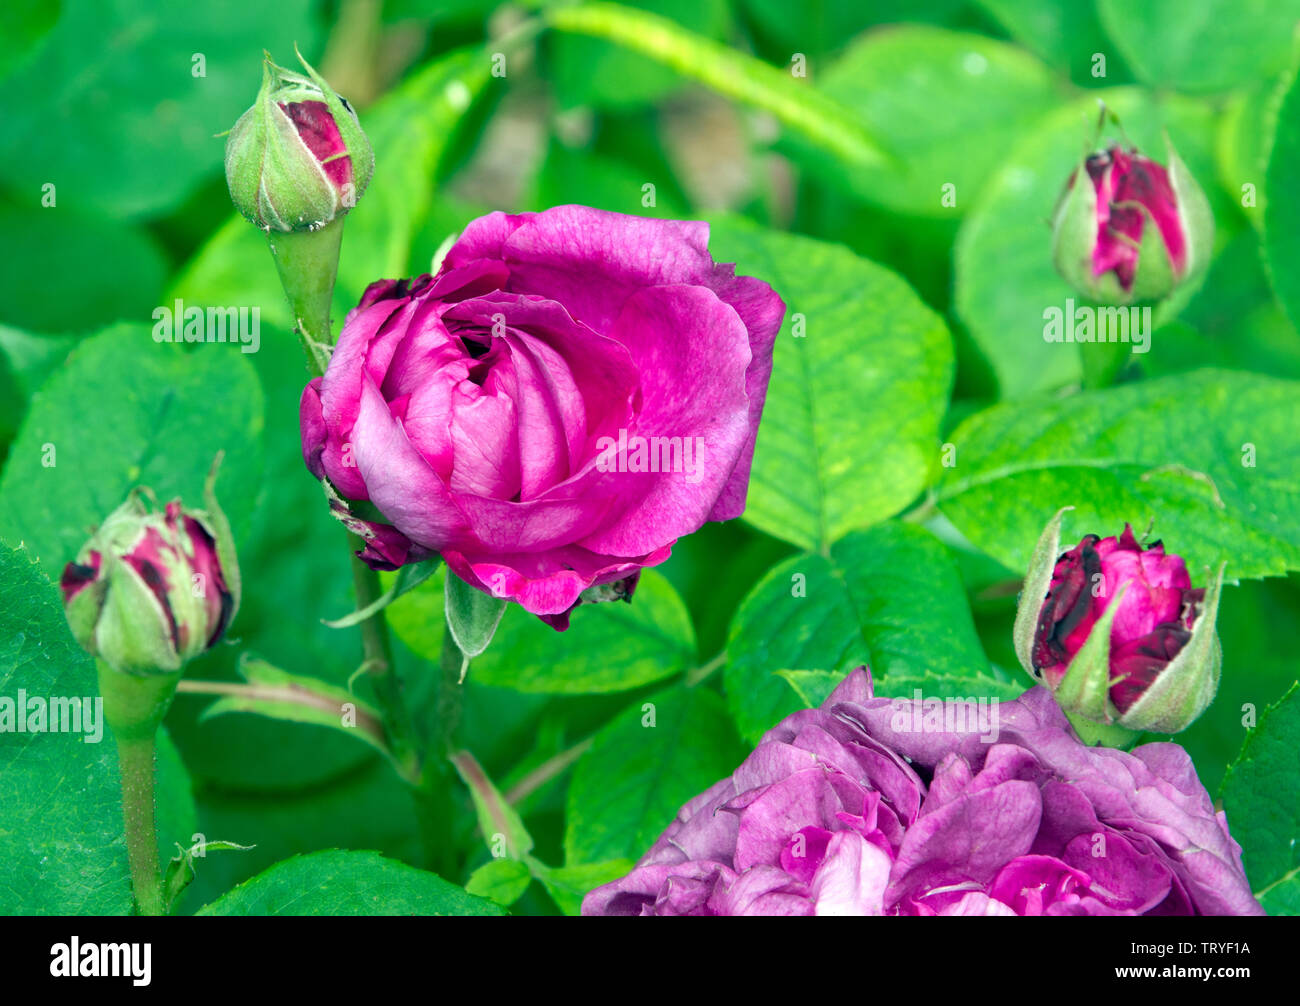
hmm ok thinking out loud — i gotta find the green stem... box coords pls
[1079,336,1131,389]
[1066,711,1142,750]
[408,631,469,877]
[266,218,345,376]
[685,650,726,687]
[97,662,179,916]
[116,736,165,916]
[347,534,415,766]
[436,626,466,755]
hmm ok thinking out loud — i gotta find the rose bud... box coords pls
[1012,508,1223,735]
[224,48,373,233]
[1052,136,1212,304]
[300,205,784,630]
[61,482,239,676]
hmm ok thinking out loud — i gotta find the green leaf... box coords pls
[813,26,1061,216]
[739,0,964,62]
[466,857,532,907]
[196,656,395,766]
[1175,574,1300,795]
[196,850,506,916]
[336,46,494,305]
[169,217,295,333]
[388,567,697,694]
[526,138,689,220]
[974,0,1119,85]
[954,90,1223,395]
[548,0,729,110]
[159,328,368,791]
[0,324,264,577]
[527,857,633,916]
[934,370,1300,581]
[1220,684,1300,915]
[0,543,196,914]
[1264,48,1300,332]
[1154,230,1300,381]
[445,571,507,672]
[725,522,992,745]
[704,215,953,552]
[0,205,167,334]
[776,669,848,709]
[0,0,323,217]
[164,838,255,912]
[1011,505,1073,676]
[565,685,746,865]
[450,749,534,859]
[476,570,695,693]
[546,2,889,171]
[0,325,79,403]
[1097,0,1300,95]
[171,757,431,912]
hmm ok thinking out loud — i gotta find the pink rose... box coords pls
[300,205,783,627]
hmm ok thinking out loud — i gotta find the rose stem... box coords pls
[264,212,427,801]
[266,217,344,378]
[98,662,179,916]
[347,540,420,766]
[407,630,469,877]
[115,736,166,916]
[1079,335,1130,389]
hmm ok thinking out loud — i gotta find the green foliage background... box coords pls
[1,0,1297,914]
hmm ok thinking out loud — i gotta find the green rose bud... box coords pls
[60,465,240,676]
[224,47,374,233]
[1051,135,1214,305]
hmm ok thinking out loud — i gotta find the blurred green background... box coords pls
[1,0,1298,915]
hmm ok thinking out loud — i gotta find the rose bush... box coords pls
[583,669,1261,916]
[300,205,783,627]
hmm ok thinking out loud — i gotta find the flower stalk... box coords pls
[97,660,181,916]
[267,219,344,376]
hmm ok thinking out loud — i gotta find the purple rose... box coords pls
[582,669,1261,916]
[300,206,783,627]
[1032,524,1204,714]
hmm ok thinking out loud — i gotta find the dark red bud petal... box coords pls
[279,99,352,189]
